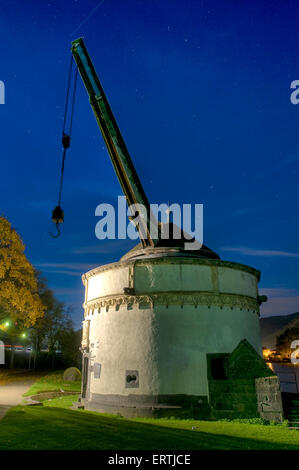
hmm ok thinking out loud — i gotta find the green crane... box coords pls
[71,37,159,248]
[51,38,219,259]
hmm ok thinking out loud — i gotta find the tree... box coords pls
[0,216,45,367]
[58,328,82,369]
[0,216,44,326]
[30,273,80,369]
[276,328,299,359]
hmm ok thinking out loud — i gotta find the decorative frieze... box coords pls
[84,292,259,316]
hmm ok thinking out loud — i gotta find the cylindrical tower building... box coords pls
[79,244,265,418]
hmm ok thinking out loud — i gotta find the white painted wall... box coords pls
[87,266,129,301]
[85,259,259,300]
[83,257,261,399]
[88,304,159,396]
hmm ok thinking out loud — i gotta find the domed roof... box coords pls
[121,222,220,261]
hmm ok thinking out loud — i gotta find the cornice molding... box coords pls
[84,292,259,315]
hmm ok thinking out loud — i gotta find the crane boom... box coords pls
[71,38,159,248]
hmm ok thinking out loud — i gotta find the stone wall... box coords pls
[208,339,283,421]
[256,377,284,423]
[209,379,258,419]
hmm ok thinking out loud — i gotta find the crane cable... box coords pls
[50,55,78,238]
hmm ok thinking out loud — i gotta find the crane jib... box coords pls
[71,38,159,248]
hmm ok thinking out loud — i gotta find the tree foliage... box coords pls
[58,328,82,368]
[31,273,81,368]
[31,273,71,352]
[0,216,44,327]
[276,327,299,357]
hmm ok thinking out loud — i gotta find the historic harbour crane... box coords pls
[51,37,218,259]
[50,39,279,421]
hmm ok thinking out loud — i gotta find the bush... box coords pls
[281,419,289,427]
[63,367,81,382]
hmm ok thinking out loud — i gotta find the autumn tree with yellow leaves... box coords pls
[0,216,44,328]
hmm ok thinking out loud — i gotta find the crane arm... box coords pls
[71,38,159,248]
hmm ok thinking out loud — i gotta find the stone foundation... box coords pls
[256,376,284,423]
[84,393,210,419]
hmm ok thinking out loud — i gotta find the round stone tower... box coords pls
[69,39,281,420]
[79,242,263,418]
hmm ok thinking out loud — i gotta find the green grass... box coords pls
[1,371,298,450]
[0,369,42,385]
[42,394,80,408]
[23,371,81,397]
[0,399,298,450]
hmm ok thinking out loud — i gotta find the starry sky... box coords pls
[1,0,299,328]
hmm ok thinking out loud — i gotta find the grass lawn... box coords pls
[0,394,298,450]
[23,370,81,396]
[42,394,80,408]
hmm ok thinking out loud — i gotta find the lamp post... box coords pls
[1,320,16,369]
[19,331,27,369]
[28,333,37,370]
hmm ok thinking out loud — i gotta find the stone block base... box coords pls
[80,393,211,419]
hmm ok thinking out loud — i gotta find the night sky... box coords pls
[1,0,299,328]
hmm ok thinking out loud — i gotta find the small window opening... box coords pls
[126,374,137,383]
[210,358,228,380]
[125,370,139,388]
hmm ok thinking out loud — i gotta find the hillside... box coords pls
[260,312,299,348]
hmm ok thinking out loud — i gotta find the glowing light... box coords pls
[262,348,271,358]
[0,321,10,331]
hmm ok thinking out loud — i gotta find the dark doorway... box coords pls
[210,357,228,380]
[207,353,229,380]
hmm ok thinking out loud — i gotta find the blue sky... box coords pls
[1,0,299,327]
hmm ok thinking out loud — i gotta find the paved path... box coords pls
[0,380,34,421]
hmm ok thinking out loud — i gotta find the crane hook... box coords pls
[49,205,64,238]
[49,223,61,238]
[50,55,77,240]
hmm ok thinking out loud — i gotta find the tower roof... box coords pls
[121,222,219,261]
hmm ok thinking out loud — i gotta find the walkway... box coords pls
[0,379,34,420]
